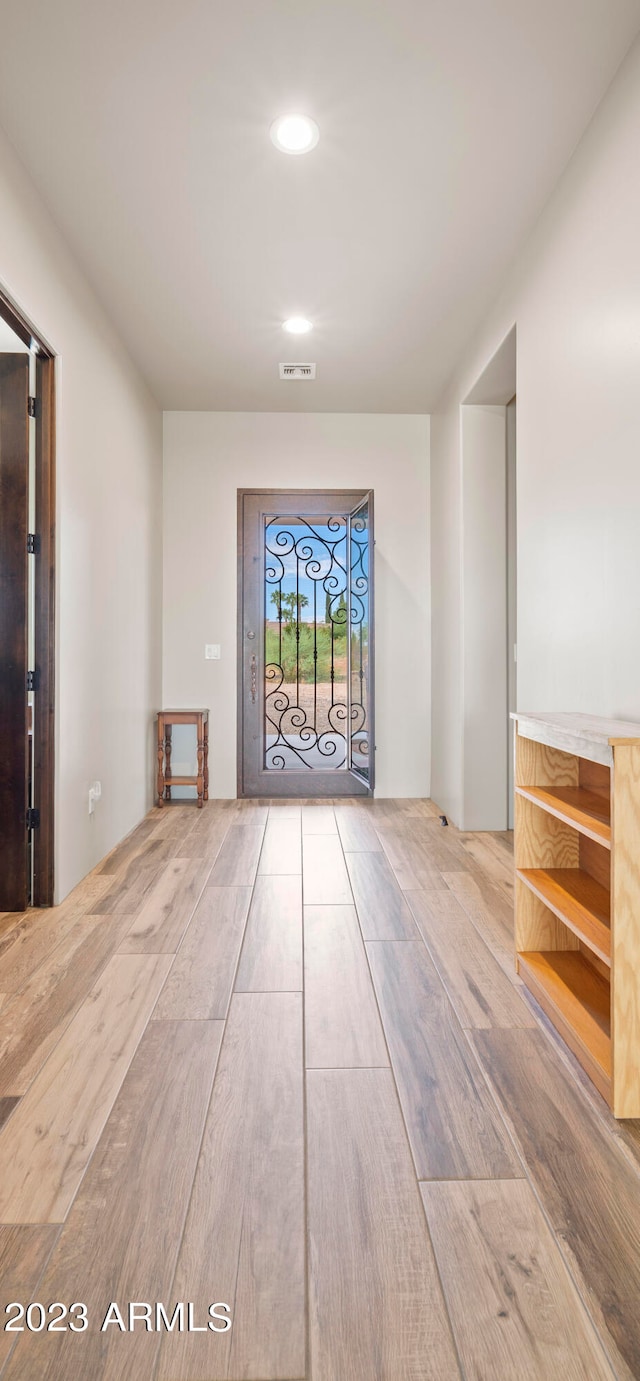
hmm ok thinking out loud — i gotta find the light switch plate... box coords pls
[205,644,221,660]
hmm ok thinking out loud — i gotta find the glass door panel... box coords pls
[349,494,372,782]
[264,514,349,770]
[239,489,373,797]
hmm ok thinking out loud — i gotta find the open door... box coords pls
[0,354,30,911]
[238,489,374,797]
[349,491,373,785]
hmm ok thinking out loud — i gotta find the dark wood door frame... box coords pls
[0,287,56,907]
[0,353,30,911]
[33,352,56,905]
[237,488,374,799]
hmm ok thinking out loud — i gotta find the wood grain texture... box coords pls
[518,951,611,1097]
[514,712,640,752]
[0,874,113,992]
[579,833,611,889]
[98,813,161,873]
[0,912,23,946]
[375,826,450,891]
[229,801,270,825]
[406,889,534,1029]
[515,875,580,956]
[579,757,611,799]
[147,803,199,847]
[516,785,611,846]
[175,806,231,860]
[2,794,637,1377]
[579,940,610,983]
[0,952,171,1222]
[515,792,579,871]
[443,867,516,975]
[345,850,418,939]
[422,1178,614,1381]
[0,1227,60,1369]
[93,839,173,915]
[257,816,302,873]
[118,858,211,953]
[0,911,135,1095]
[403,817,469,873]
[471,1026,640,1380]
[307,1068,460,1380]
[454,833,516,904]
[515,734,579,789]
[334,804,382,852]
[235,874,302,991]
[517,868,609,963]
[304,905,388,1067]
[612,743,640,1116]
[206,821,265,886]
[303,834,353,905]
[156,992,304,1381]
[367,940,521,1180]
[154,886,251,1020]
[2,1020,223,1381]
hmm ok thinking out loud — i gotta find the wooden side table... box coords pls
[156,709,209,808]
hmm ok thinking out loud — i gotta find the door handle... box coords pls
[250,655,257,703]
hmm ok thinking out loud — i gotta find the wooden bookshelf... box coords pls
[518,951,611,1101]
[517,868,610,964]
[515,785,610,846]
[513,712,640,1118]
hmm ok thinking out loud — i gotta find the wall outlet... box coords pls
[205,644,221,660]
[88,780,102,815]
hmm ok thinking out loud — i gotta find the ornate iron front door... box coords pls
[239,490,374,798]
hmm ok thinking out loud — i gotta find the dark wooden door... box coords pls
[0,355,30,910]
[238,489,374,798]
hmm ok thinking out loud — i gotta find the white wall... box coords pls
[430,35,640,826]
[163,411,430,799]
[461,405,507,829]
[0,126,163,900]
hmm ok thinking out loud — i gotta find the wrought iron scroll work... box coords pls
[349,509,369,773]
[264,514,361,770]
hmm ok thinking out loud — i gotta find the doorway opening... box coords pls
[460,325,516,831]
[0,288,55,910]
[506,393,517,828]
[238,490,374,798]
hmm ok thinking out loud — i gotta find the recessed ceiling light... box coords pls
[270,114,319,155]
[283,317,313,334]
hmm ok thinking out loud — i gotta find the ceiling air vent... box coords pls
[279,362,316,380]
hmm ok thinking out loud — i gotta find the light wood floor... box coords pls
[0,798,638,1379]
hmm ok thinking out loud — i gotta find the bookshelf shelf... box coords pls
[518,950,611,1100]
[517,866,610,964]
[515,784,610,846]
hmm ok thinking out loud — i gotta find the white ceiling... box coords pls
[0,0,638,411]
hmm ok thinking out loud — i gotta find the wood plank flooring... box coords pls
[3,1019,224,1381]
[235,875,303,992]
[0,798,636,1380]
[304,905,388,1068]
[307,1068,460,1380]
[156,992,305,1381]
[421,1178,615,1380]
